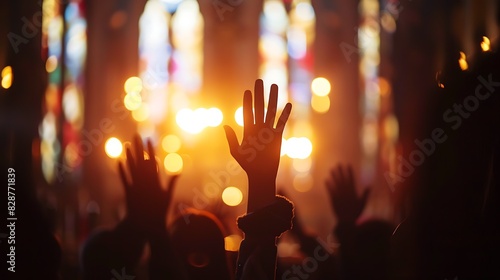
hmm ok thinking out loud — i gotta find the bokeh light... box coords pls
[45,55,58,73]
[311,77,331,96]
[164,153,183,174]
[105,137,123,158]
[234,106,244,127]
[311,95,330,113]
[481,36,490,52]
[62,84,82,124]
[292,157,312,173]
[224,234,243,252]
[1,66,13,89]
[222,186,243,206]
[162,134,181,153]
[124,76,143,94]
[293,173,314,192]
[132,104,150,122]
[176,108,204,134]
[285,137,313,159]
[458,51,468,71]
[206,107,223,127]
[124,92,142,111]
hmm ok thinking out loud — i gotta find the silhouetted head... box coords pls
[170,208,232,280]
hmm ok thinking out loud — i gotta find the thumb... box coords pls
[224,125,239,157]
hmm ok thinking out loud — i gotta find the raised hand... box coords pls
[326,164,369,224]
[224,79,292,211]
[118,135,179,236]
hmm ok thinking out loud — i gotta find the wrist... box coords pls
[247,177,276,212]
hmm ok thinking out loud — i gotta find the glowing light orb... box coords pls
[45,55,58,73]
[105,137,123,158]
[206,107,223,127]
[164,153,183,173]
[234,107,244,127]
[458,51,468,71]
[285,137,313,159]
[1,66,13,89]
[176,108,204,134]
[311,77,330,96]
[132,104,150,122]
[222,186,243,206]
[311,95,330,113]
[481,36,490,52]
[124,76,143,94]
[124,92,142,111]
[162,134,181,153]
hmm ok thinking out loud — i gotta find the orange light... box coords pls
[311,77,331,96]
[481,36,490,52]
[105,137,123,158]
[222,186,243,206]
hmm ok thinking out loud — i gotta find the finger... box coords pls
[224,125,240,159]
[276,103,292,132]
[166,175,180,208]
[243,90,254,129]
[147,139,157,165]
[126,148,136,178]
[134,134,144,163]
[118,161,131,192]
[265,84,278,126]
[254,79,265,124]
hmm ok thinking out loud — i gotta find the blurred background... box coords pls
[1,0,499,278]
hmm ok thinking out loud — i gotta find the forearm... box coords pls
[247,176,276,212]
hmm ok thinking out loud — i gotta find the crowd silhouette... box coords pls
[4,11,500,280]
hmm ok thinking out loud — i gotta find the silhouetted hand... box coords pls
[224,79,292,211]
[118,135,179,237]
[326,165,369,224]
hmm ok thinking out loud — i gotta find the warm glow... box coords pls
[163,153,183,174]
[132,104,150,122]
[280,138,287,156]
[481,36,490,52]
[436,72,445,88]
[64,143,80,168]
[285,137,313,159]
[224,234,243,251]
[1,66,13,89]
[176,108,204,134]
[222,186,243,206]
[293,173,314,192]
[45,55,58,73]
[458,51,468,71]
[381,12,396,33]
[311,77,331,96]
[105,137,123,158]
[62,84,82,124]
[124,92,142,111]
[124,76,143,94]
[162,134,181,153]
[311,95,330,113]
[234,106,244,127]
[292,157,312,173]
[206,107,223,127]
